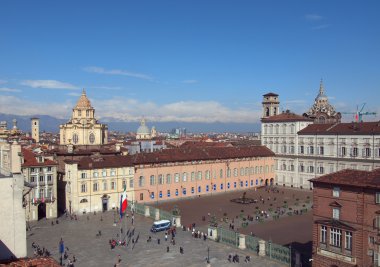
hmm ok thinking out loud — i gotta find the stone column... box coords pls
[238,234,246,250]
[155,209,160,220]
[208,227,218,241]
[172,215,181,227]
[144,206,150,217]
[259,240,266,256]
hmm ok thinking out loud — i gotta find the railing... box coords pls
[159,210,173,221]
[217,227,238,247]
[245,235,260,251]
[265,241,291,265]
[149,206,156,219]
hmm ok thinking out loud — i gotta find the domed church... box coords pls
[303,80,341,124]
[136,118,156,140]
[59,89,108,145]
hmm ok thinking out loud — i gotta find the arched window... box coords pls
[89,133,95,144]
[80,198,88,203]
[266,107,270,117]
[72,133,79,144]
[139,176,145,187]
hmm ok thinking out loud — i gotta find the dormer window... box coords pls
[333,208,340,220]
[78,110,82,117]
[38,156,43,163]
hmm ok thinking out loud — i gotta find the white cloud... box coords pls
[0,80,7,84]
[0,87,21,93]
[305,14,323,21]
[0,95,262,123]
[67,92,81,97]
[83,66,153,81]
[0,95,72,119]
[182,80,198,84]
[21,80,79,90]
[93,98,262,123]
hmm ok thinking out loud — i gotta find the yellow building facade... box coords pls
[59,89,108,146]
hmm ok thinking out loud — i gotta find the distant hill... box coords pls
[0,113,260,133]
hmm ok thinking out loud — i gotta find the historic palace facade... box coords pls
[64,146,275,214]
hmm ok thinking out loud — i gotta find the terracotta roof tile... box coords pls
[298,121,380,135]
[261,112,313,123]
[311,168,380,189]
[22,148,57,167]
[132,146,274,165]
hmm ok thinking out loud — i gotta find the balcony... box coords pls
[317,247,356,265]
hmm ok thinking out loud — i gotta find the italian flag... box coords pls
[119,187,128,218]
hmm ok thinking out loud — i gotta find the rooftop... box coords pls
[298,121,380,135]
[261,111,313,123]
[311,168,380,189]
[22,148,57,167]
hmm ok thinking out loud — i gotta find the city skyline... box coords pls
[0,1,379,123]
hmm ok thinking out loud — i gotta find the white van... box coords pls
[151,220,171,232]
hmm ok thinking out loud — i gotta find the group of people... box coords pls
[228,254,251,263]
[31,242,50,257]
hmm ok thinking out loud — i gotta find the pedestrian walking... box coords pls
[131,215,134,225]
[165,233,168,241]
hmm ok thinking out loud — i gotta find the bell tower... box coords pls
[31,117,40,143]
[262,93,280,118]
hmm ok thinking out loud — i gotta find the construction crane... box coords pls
[341,103,377,122]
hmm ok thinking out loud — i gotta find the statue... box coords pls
[172,205,180,216]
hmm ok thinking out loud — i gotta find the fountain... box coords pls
[230,192,257,204]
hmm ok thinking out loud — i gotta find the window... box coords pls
[341,147,346,157]
[205,170,210,180]
[31,168,35,173]
[103,181,107,191]
[365,148,371,157]
[93,171,98,177]
[175,189,179,196]
[47,167,52,172]
[167,190,171,197]
[220,169,223,179]
[352,147,358,157]
[39,175,44,182]
[191,172,195,181]
[345,231,352,250]
[81,183,87,193]
[318,166,324,174]
[175,173,179,183]
[308,166,314,173]
[234,168,238,177]
[309,146,314,155]
[31,176,36,182]
[240,168,244,176]
[333,187,340,197]
[320,225,327,243]
[102,169,107,177]
[319,146,324,155]
[182,172,187,182]
[111,181,115,190]
[47,175,52,182]
[166,174,171,184]
[158,174,164,185]
[78,110,82,116]
[72,133,79,144]
[129,179,134,188]
[330,228,342,247]
[369,236,375,244]
[299,164,304,172]
[81,172,86,179]
[139,176,144,187]
[227,168,231,177]
[150,175,156,185]
[333,208,340,220]
[245,167,249,176]
[89,133,95,144]
[197,171,202,180]
[93,183,98,192]
[86,110,90,117]
[110,169,116,176]
[375,192,380,204]
[140,193,143,201]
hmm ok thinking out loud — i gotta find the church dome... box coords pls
[137,118,150,134]
[75,89,92,109]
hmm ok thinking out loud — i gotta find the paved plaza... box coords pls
[27,211,287,267]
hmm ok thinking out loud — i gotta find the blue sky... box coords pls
[0,1,379,123]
